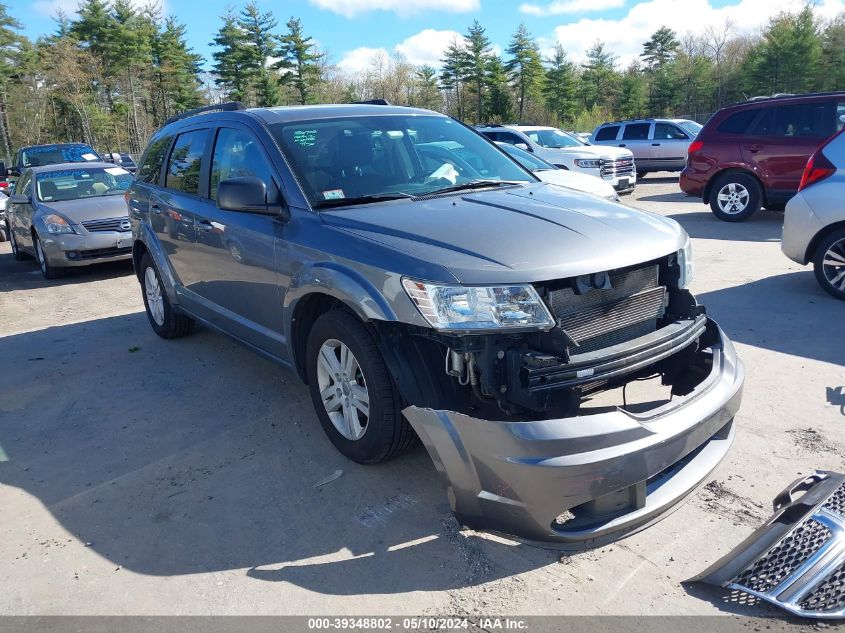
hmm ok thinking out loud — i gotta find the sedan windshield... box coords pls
[21,144,101,168]
[678,120,703,136]
[35,167,133,202]
[523,128,584,149]
[270,115,534,207]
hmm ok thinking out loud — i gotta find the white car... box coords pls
[782,129,845,300]
[0,191,7,242]
[476,124,636,193]
[496,142,618,201]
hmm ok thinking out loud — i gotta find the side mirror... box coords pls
[8,166,20,178]
[217,176,286,218]
[0,162,7,179]
[514,143,531,152]
[9,194,30,205]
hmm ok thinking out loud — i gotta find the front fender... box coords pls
[133,224,181,304]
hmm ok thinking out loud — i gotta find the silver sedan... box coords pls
[6,162,134,279]
[782,129,845,299]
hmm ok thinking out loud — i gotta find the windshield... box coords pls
[677,120,703,136]
[21,144,101,168]
[497,142,555,171]
[270,115,534,207]
[523,128,584,149]
[35,167,133,202]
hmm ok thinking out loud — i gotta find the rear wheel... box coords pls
[140,253,195,338]
[9,225,27,261]
[813,228,845,301]
[306,309,415,464]
[709,172,762,222]
[35,234,64,279]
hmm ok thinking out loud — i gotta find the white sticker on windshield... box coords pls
[82,153,98,161]
[322,189,345,200]
[105,167,129,176]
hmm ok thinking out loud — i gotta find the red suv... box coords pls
[680,92,845,222]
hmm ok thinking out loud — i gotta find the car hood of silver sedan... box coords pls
[320,182,687,285]
[37,195,129,224]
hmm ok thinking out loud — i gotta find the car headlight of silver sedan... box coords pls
[402,279,555,331]
[678,236,694,289]
[43,213,76,235]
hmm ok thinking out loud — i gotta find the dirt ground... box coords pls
[0,174,843,618]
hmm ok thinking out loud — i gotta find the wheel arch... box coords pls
[806,220,845,265]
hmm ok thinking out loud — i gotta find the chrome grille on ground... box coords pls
[82,217,131,232]
[548,264,666,353]
[824,484,845,518]
[600,158,635,179]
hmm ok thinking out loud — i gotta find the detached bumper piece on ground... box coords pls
[691,471,845,619]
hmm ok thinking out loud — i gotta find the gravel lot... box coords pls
[0,174,843,618]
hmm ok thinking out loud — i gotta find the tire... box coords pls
[9,224,27,261]
[35,233,64,279]
[637,170,648,180]
[305,309,415,464]
[709,172,762,222]
[813,227,845,301]
[139,253,195,338]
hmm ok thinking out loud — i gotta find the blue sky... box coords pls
[18,0,845,72]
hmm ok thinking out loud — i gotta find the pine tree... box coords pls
[0,1,22,160]
[464,20,492,124]
[439,37,469,120]
[543,44,578,125]
[505,23,544,122]
[211,9,250,102]
[617,63,646,119]
[581,41,618,110]
[238,2,279,106]
[818,15,845,92]
[152,17,203,120]
[641,26,680,70]
[72,0,113,60]
[414,65,441,110]
[276,17,324,105]
[485,55,513,123]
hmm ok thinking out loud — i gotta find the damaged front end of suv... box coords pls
[364,220,743,549]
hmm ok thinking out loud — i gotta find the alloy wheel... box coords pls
[716,182,750,215]
[316,338,370,441]
[144,266,165,326]
[36,238,47,273]
[822,237,845,293]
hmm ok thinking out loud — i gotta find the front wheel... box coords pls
[709,172,762,222]
[35,234,64,279]
[306,310,415,464]
[813,228,845,301]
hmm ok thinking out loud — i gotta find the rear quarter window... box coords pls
[717,109,760,135]
[165,130,209,195]
[594,126,620,141]
[137,134,174,184]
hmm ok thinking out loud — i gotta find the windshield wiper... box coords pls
[424,179,524,197]
[313,192,414,209]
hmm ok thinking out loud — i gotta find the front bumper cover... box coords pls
[39,229,132,267]
[403,319,743,549]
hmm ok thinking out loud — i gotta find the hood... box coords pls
[534,169,617,199]
[541,144,633,161]
[38,195,129,224]
[320,182,685,285]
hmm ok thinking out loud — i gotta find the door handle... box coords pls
[197,219,214,232]
[151,204,162,214]
[746,145,760,153]
[651,143,661,146]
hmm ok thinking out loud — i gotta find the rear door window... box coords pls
[594,125,620,141]
[165,130,209,195]
[622,123,650,140]
[752,103,836,139]
[137,134,173,184]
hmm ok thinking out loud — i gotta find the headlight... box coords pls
[43,213,74,234]
[574,159,602,169]
[402,279,555,331]
[677,236,694,289]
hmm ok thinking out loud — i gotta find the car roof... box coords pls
[28,161,126,174]
[718,91,845,114]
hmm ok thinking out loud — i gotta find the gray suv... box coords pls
[128,102,744,547]
[591,118,702,177]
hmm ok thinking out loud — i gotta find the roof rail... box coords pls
[355,99,392,106]
[743,91,845,104]
[165,101,246,125]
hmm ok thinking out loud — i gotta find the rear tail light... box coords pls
[798,149,836,192]
[688,140,704,154]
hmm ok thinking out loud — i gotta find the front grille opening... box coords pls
[581,373,672,414]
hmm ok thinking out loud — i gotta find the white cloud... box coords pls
[338,28,465,72]
[33,0,166,18]
[549,0,845,67]
[309,0,479,18]
[520,0,626,16]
